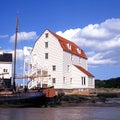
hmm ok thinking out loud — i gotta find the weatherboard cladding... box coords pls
[48,30,87,59]
[28,29,94,89]
[48,30,94,77]
[74,65,94,77]
[0,53,12,62]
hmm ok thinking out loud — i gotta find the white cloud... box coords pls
[88,52,117,65]
[101,18,120,31]
[56,28,81,40]
[7,49,23,61]
[56,18,120,66]
[0,34,8,39]
[23,46,32,56]
[81,24,109,39]
[16,49,24,61]
[10,31,38,42]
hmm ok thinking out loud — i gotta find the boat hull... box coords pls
[0,92,46,107]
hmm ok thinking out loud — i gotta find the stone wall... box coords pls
[56,88,97,96]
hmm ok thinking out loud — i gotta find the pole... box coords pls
[13,16,18,91]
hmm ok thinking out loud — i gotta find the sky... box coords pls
[0,0,120,82]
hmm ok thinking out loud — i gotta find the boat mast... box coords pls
[13,16,18,91]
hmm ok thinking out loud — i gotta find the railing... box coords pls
[27,74,51,89]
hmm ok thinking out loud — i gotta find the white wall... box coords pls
[71,65,94,89]
[63,51,87,73]
[29,29,94,89]
[0,62,12,79]
[62,51,88,89]
[31,30,64,89]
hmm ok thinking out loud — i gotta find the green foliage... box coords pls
[95,77,120,88]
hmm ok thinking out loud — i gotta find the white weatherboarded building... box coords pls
[0,49,12,89]
[28,29,94,94]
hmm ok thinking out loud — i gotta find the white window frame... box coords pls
[52,78,56,84]
[52,65,56,71]
[45,53,48,59]
[67,65,70,72]
[63,77,66,84]
[76,48,81,54]
[67,43,71,50]
[45,42,48,48]
[81,77,86,85]
[45,33,48,38]
[70,78,72,84]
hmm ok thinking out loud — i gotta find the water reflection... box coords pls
[0,107,120,120]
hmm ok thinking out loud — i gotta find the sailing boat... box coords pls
[0,16,48,107]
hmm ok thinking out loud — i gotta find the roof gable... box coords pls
[48,30,87,59]
[74,65,94,77]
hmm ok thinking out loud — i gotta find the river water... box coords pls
[0,107,120,120]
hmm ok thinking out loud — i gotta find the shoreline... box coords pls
[47,93,120,108]
[47,101,120,108]
[59,102,120,107]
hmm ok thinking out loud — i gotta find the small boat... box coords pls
[0,16,55,107]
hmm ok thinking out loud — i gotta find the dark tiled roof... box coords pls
[0,53,12,62]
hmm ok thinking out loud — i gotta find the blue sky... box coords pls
[0,0,120,81]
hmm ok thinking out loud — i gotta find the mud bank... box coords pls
[47,92,120,107]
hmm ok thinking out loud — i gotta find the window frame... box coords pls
[81,77,86,85]
[52,78,56,84]
[45,53,48,59]
[52,65,56,71]
[63,77,66,84]
[45,33,48,38]
[3,69,8,73]
[45,42,48,48]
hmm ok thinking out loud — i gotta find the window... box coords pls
[45,42,48,48]
[67,65,70,72]
[52,78,56,84]
[3,69,8,72]
[63,77,66,84]
[81,77,86,85]
[89,77,93,85]
[84,77,86,85]
[70,78,72,84]
[45,53,48,59]
[45,33,48,38]
[67,43,71,50]
[52,65,56,71]
[77,48,81,54]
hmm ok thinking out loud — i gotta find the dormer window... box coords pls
[45,33,48,38]
[76,48,81,54]
[67,43,71,50]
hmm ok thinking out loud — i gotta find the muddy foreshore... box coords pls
[47,92,120,107]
